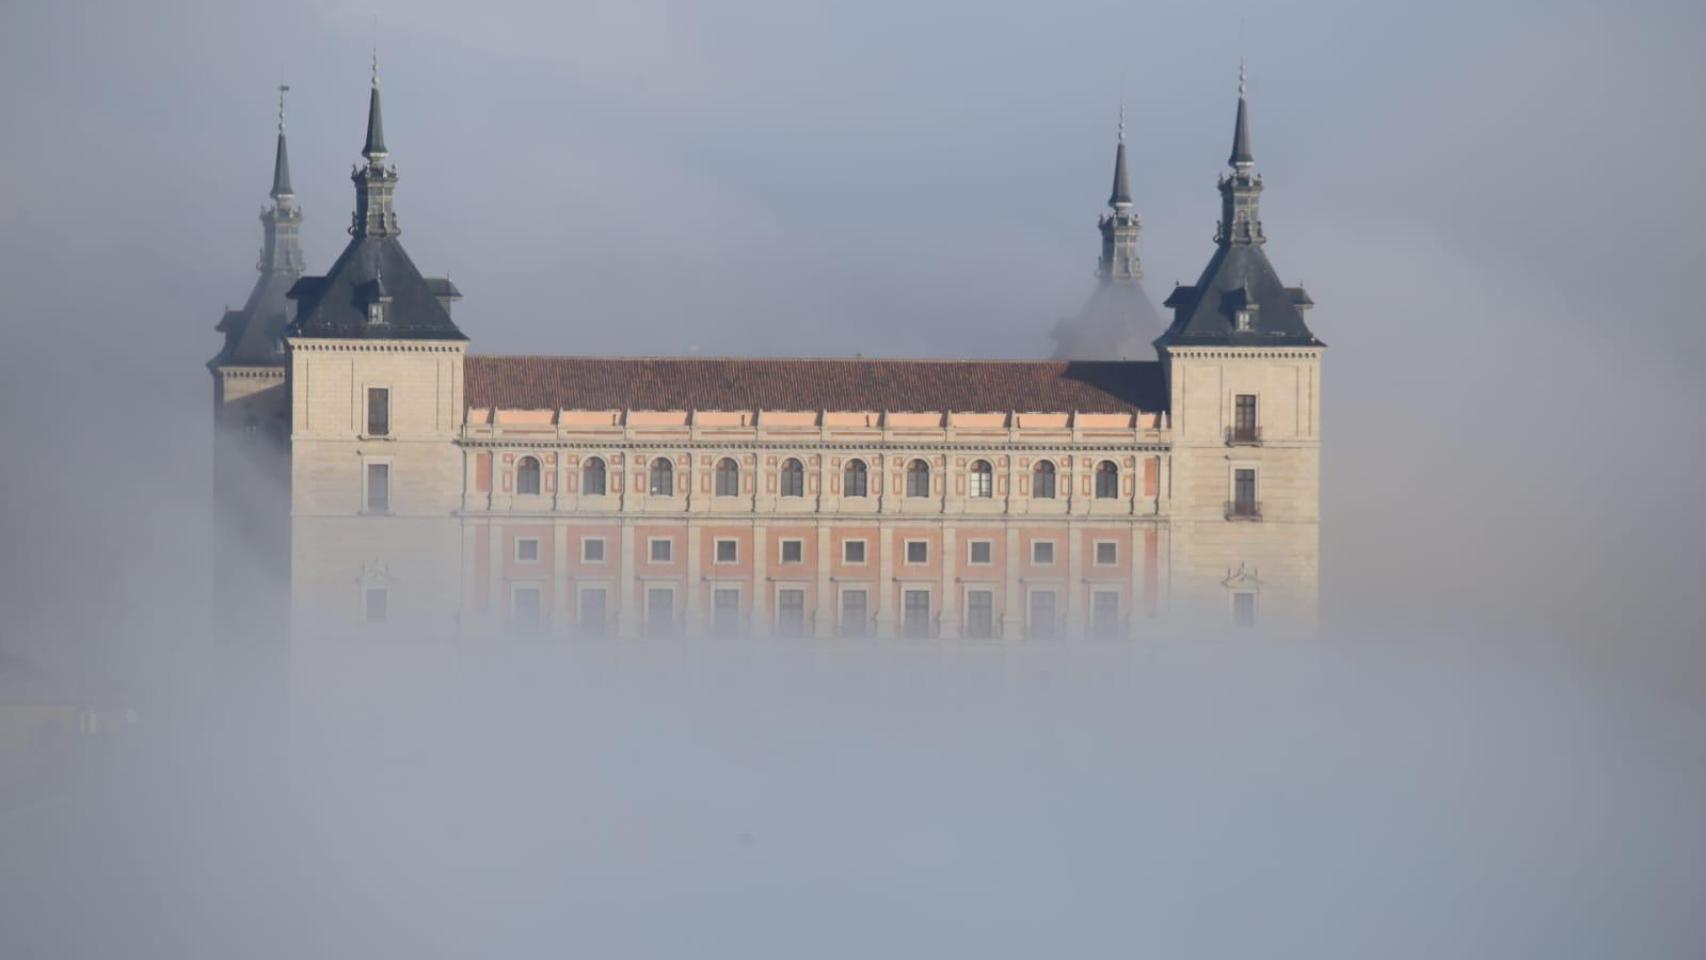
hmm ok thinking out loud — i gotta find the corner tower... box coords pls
[1156,67,1324,629]
[284,65,467,641]
[1050,105,1164,360]
[209,87,304,639]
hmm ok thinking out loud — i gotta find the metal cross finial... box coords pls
[277,84,289,133]
[1238,59,1247,98]
[371,47,379,88]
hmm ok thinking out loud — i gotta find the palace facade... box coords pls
[211,73,1324,643]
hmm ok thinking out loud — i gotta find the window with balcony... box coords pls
[511,585,543,634]
[364,586,388,624]
[645,588,674,637]
[365,463,390,513]
[1233,592,1257,628]
[366,387,390,436]
[1092,590,1121,638]
[1229,468,1260,520]
[1229,395,1261,445]
[713,588,741,636]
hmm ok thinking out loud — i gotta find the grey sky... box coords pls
[0,1,1702,956]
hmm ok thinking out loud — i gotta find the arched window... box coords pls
[649,457,675,496]
[780,458,805,498]
[714,457,740,497]
[968,459,993,498]
[906,459,931,498]
[1032,460,1056,499]
[1095,460,1119,499]
[843,458,868,498]
[516,456,542,496]
[582,457,607,496]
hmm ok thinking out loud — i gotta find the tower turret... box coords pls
[1050,103,1163,360]
[213,86,305,366]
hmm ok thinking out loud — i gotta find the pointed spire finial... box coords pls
[1229,61,1254,169]
[270,84,294,199]
[1109,103,1133,210]
[363,50,388,160]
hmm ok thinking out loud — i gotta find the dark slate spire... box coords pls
[1229,62,1254,169]
[351,56,399,239]
[1051,104,1163,361]
[363,54,387,160]
[270,86,293,199]
[285,68,465,343]
[1108,103,1133,210]
[212,87,306,367]
[1155,66,1320,350]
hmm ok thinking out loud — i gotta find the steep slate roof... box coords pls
[466,357,1166,414]
[286,236,466,341]
[214,268,297,364]
[1159,244,1321,347]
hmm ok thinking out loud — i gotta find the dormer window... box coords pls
[367,301,384,325]
[1235,306,1256,331]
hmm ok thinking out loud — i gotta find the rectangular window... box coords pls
[515,538,540,563]
[645,587,674,637]
[843,539,867,564]
[365,463,390,513]
[713,588,741,635]
[968,540,993,565]
[582,537,606,563]
[1094,541,1118,566]
[780,539,804,564]
[1235,394,1257,431]
[1234,592,1257,628]
[511,585,543,633]
[905,540,928,565]
[366,387,390,436]
[1092,590,1121,638]
[965,590,994,639]
[840,589,868,637]
[1028,590,1057,640]
[364,586,388,624]
[1232,468,1259,518]
[1031,540,1055,565]
[714,539,738,564]
[777,589,807,638]
[903,590,931,638]
[649,538,673,563]
[579,588,607,636]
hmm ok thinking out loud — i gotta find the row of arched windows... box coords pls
[512,455,1122,500]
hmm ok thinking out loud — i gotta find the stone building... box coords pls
[213,70,1323,643]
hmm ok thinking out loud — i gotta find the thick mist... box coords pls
[1,0,1703,957]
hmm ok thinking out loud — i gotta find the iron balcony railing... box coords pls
[1225,425,1263,446]
[1225,499,1263,521]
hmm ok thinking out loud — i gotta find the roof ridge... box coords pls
[467,354,1153,364]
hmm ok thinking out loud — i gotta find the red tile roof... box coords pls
[465,356,1165,414]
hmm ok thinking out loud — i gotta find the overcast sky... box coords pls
[0,1,1702,956]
